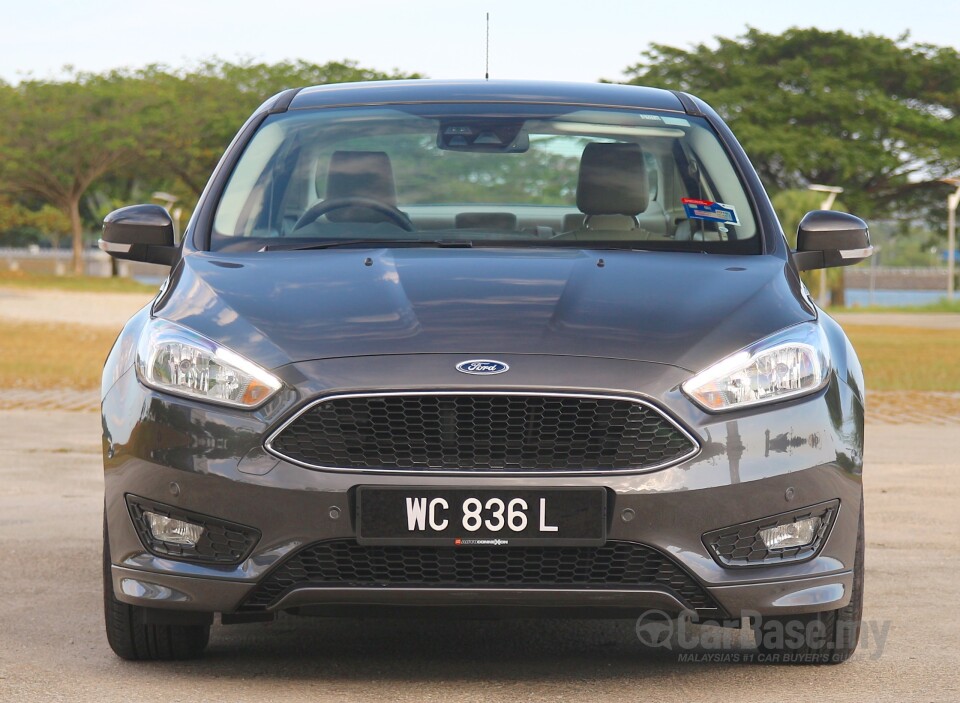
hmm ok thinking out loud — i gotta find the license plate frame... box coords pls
[356,486,607,547]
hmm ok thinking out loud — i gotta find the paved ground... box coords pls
[0,287,153,329]
[0,410,957,703]
[831,311,960,329]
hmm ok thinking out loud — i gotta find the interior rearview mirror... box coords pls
[437,120,529,153]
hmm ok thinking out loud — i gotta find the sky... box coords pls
[2,0,958,85]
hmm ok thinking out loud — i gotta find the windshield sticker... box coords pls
[681,198,740,226]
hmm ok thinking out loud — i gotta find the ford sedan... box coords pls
[99,79,869,663]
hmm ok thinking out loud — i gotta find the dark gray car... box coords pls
[99,80,870,664]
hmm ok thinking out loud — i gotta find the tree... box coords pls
[0,61,421,274]
[144,60,423,203]
[624,28,960,220]
[0,71,166,273]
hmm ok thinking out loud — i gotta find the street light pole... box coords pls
[808,184,844,307]
[152,191,182,241]
[943,179,960,302]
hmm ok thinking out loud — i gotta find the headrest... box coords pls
[576,142,649,217]
[324,151,398,223]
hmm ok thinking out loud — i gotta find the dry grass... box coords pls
[0,320,118,390]
[844,325,960,392]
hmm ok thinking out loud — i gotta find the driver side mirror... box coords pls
[792,210,873,271]
[98,204,179,267]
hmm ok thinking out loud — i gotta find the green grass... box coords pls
[0,270,156,294]
[828,299,960,314]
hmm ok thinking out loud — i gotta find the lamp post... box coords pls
[152,191,182,241]
[942,178,960,302]
[807,184,844,307]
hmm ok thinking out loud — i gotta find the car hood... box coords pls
[155,248,814,373]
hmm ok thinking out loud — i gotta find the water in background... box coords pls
[845,289,946,307]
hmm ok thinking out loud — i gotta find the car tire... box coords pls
[755,501,864,665]
[103,518,210,661]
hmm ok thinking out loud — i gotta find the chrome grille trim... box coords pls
[264,391,701,475]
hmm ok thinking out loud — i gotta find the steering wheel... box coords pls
[293,197,414,231]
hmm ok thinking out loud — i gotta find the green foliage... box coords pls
[144,60,422,201]
[0,198,71,247]
[867,219,943,267]
[625,28,960,220]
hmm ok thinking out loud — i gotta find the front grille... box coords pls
[702,500,839,568]
[240,539,723,615]
[267,393,697,473]
[126,496,260,565]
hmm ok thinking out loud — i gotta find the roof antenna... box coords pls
[485,12,490,80]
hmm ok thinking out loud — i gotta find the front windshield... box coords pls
[211,103,759,253]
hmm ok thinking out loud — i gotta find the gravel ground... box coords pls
[0,411,957,703]
[0,287,154,329]
[831,312,960,329]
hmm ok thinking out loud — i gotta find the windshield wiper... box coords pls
[263,239,473,252]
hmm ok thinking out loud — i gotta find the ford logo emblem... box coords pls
[456,359,509,375]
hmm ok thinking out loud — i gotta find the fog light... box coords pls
[144,511,203,546]
[758,516,821,550]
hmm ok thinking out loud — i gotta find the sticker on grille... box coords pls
[267,393,698,473]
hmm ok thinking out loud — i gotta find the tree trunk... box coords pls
[68,197,84,275]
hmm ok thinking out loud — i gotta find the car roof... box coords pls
[287,79,687,113]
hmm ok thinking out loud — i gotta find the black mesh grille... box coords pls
[269,394,696,472]
[241,539,722,614]
[126,496,260,565]
[703,500,839,568]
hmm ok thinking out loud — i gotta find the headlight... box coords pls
[136,319,281,408]
[681,323,830,412]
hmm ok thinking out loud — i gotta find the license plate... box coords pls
[356,487,606,546]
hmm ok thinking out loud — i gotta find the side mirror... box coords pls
[793,210,873,271]
[98,204,179,267]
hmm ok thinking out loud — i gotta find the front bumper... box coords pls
[103,353,864,620]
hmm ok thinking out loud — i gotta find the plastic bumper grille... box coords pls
[126,496,260,565]
[702,500,839,568]
[268,394,697,472]
[240,539,723,615]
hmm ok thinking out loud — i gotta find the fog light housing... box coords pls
[126,496,261,565]
[144,511,203,546]
[702,500,839,568]
[758,516,821,550]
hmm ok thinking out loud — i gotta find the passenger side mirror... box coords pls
[98,204,179,267]
[792,210,873,271]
